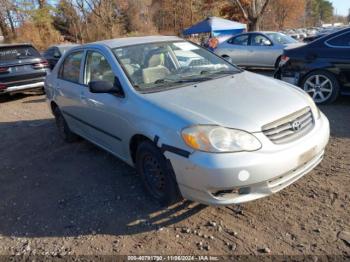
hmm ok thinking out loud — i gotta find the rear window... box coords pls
[0,46,41,61]
[326,32,350,47]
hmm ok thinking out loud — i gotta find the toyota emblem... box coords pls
[292,121,301,131]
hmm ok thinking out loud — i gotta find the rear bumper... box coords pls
[275,66,301,86]
[0,81,44,94]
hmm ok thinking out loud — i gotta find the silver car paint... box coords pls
[45,36,329,205]
[215,33,304,68]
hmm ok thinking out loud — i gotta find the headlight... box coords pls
[182,125,262,153]
[304,93,321,119]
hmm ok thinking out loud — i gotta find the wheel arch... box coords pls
[298,67,339,86]
[50,101,58,115]
[129,134,154,164]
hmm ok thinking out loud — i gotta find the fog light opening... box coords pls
[212,187,251,198]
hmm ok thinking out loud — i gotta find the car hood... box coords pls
[143,71,311,132]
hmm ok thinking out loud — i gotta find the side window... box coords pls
[59,51,83,83]
[327,32,350,47]
[84,51,114,85]
[44,48,53,56]
[228,35,249,46]
[53,48,61,58]
[251,34,272,46]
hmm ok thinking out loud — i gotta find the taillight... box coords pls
[0,67,9,73]
[32,60,49,69]
[0,83,7,90]
[280,55,290,63]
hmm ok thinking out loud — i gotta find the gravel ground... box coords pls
[0,88,349,258]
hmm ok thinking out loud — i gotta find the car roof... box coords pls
[312,26,350,45]
[0,43,34,47]
[50,44,80,48]
[83,35,182,49]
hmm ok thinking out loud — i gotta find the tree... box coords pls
[269,0,306,30]
[305,0,333,26]
[0,0,16,42]
[318,0,333,23]
[224,0,272,31]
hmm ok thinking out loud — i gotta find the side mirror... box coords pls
[223,56,233,64]
[88,77,124,97]
[263,40,273,46]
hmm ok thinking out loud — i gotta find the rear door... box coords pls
[55,50,90,137]
[219,34,250,66]
[0,45,47,87]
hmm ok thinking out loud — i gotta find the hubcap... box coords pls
[142,154,165,198]
[303,74,333,103]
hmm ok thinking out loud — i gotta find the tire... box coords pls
[274,56,281,69]
[301,70,340,104]
[53,107,79,143]
[136,140,182,206]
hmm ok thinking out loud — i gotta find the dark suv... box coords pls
[0,44,49,95]
[276,27,350,104]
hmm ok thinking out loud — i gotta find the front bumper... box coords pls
[165,113,330,205]
[0,81,44,94]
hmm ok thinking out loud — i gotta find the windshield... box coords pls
[113,41,241,92]
[0,45,41,61]
[265,33,298,44]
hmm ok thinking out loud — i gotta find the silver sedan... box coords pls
[215,32,304,68]
[45,36,329,206]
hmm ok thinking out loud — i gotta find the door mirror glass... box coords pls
[88,77,124,96]
[222,56,233,64]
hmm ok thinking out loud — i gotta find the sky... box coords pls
[330,0,350,16]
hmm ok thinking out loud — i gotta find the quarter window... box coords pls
[228,35,249,46]
[84,51,114,85]
[59,51,83,83]
[327,32,350,47]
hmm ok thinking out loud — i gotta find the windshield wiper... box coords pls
[200,69,240,76]
[154,77,212,85]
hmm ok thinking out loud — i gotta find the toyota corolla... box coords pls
[45,36,330,206]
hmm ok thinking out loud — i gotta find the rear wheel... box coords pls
[54,108,79,142]
[136,140,182,206]
[274,56,281,69]
[301,70,340,104]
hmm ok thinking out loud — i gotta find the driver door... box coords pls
[82,50,129,159]
[246,34,276,67]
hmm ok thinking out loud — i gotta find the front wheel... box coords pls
[301,70,340,104]
[136,140,182,206]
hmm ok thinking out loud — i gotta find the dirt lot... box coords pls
[0,91,349,258]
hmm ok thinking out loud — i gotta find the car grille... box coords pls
[262,107,314,144]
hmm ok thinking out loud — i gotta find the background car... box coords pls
[0,43,49,95]
[214,31,304,69]
[43,44,79,69]
[276,27,350,104]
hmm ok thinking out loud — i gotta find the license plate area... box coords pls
[11,65,32,73]
[299,146,317,165]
